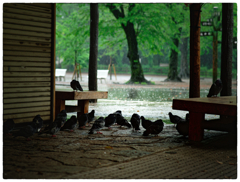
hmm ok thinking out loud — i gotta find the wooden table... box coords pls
[55,91,108,118]
[172,96,237,141]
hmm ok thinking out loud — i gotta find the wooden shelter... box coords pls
[3,3,56,123]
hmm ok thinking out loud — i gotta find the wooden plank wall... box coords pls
[3,3,55,123]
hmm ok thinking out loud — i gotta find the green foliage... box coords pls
[56,3,90,68]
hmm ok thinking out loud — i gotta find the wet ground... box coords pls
[3,122,237,179]
[3,73,237,179]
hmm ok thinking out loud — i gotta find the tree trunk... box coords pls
[165,33,182,82]
[189,3,202,98]
[221,3,233,96]
[88,3,99,103]
[106,3,150,84]
[178,36,189,78]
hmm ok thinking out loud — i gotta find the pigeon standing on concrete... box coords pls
[70,79,83,92]
[130,114,141,132]
[89,117,105,134]
[33,115,43,132]
[38,118,62,137]
[176,113,190,137]
[12,119,38,140]
[207,79,223,97]
[56,110,67,127]
[61,115,78,131]
[87,110,95,126]
[140,116,153,129]
[78,114,88,129]
[3,119,15,135]
[143,119,164,136]
[105,114,116,129]
[168,112,186,126]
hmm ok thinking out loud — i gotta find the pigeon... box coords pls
[140,116,153,129]
[130,114,141,132]
[143,119,164,136]
[87,110,95,126]
[38,118,62,137]
[56,110,67,127]
[78,114,88,128]
[176,113,190,137]
[3,119,15,135]
[12,120,38,140]
[89,117,105,134]
[60,115,78,131]
[207,79,223,97]
[70,79,83,92]
[105,114,116,129]
[33,115,43,132]
[168,112,186,126]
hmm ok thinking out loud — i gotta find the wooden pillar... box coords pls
[221,3,233,96]
[89,3,99,103]
[189,3,202,98]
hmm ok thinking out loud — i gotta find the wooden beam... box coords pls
[3,12,52,23]
[3,72,51,77]
[3,23,51,33]
[3,106,51,114]
[3,87,51,93]
[4,82,51,88]
[3,50,51,57]
[3,39,51,47]
[3,92,51,99]
[4,97,51,104]
[3,77,51,82]
[4,3,52,13]
[3,34,51,42]
[3,45,51,52]
[3,111,50,120]
[3,6,52,18]
[3,56,51,62]
[3,29,51,38]
[3,61,51,67]
[3,101,50,109]
[3,66,51,72]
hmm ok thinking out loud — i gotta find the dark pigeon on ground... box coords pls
[207,79,223,97]
[38,118,62,137]
[130,117,140,131]
[33,115,43,132]
[140,116,153,129]
[70,79,83,92]
[176,113,190,137]
[12,120,38,140]
[60,115,78,131]
[56,110,67,127]
[3,119,15,135]
[105,114,117,129]
[78,114,88,128]
[118,118,131,128]
[168,112,186,125]
[88,117,105,134]
[143,119,164,136]
[87,110,95,126]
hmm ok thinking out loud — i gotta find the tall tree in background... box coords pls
[106,3,150,84]
[220,3,233,96]
[165,4,185,82]
[178,36,189,78]
[89,3,99,102]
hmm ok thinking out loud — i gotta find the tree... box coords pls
[89,3,99,102]
[105,3,150,84]
[164,4,186,82]
[56,4,90,69]
[178,36,189,78]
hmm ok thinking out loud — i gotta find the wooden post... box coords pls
[221,3,233,96]
[189,3,202,98]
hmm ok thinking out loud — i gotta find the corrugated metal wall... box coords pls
[3,3,55,123]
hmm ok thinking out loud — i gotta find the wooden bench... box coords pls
[172,96,237,141]
[55,91,108,118]
[97,70,109,83]
[55,69,67,81]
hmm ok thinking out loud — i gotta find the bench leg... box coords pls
[55,99,65,119]
[77,100,89,118]
[188,112,204,141]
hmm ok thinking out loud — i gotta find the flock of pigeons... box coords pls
[3,79,223,140]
